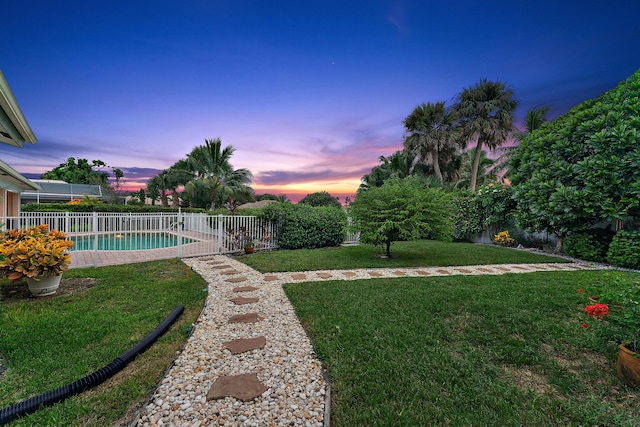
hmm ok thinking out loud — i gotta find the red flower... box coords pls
[585,304,609,319]
[582,323,588,328]
[577,288,584,294]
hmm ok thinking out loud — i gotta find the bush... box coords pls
[451,192,482,241]
[21,203,207,214]
[565,228,614,262]
[259,203,346,249]
[607,230,640,269]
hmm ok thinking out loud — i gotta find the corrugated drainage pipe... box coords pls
[0,305,185,426]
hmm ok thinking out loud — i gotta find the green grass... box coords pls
[241,240,566,272]
[284,270,640,426]
[0,258,207,426]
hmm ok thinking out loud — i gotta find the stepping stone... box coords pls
[264,275,279,282]
[415,270,430,276]
[369,271,383,277]
[206,373,268,402]
[212,264,232,269]
[436,269,451,275]
[221,269,239,275]
[454,268,473,274]
[392,270,406,276]
[226,277,248,283]
[512,266,530,271]
[343,272,357,278]
[223,336,267,354]
[476,267,495,273]
[229,312,262,323]
[233,286,258,292]
[495,266,512,272]
[291,273,307,280]
[229,297,259,305]
[317,272,332,279]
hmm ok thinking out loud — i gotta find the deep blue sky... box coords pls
[1,0,639,200]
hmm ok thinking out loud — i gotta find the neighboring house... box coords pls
[21,179,105,204]
[0,70,40,221]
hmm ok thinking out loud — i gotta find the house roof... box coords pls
[0,158,40,191]
[0,70,37,147]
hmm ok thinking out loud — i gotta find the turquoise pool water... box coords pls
[71,233,194,251]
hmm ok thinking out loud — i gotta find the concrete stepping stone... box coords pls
[454,268,473,274]
[495,266,512,272]
[229,312,262,323]
[229,296,259,305]
[221,269,239,275]
[343,272,357,278]
[415,270,430,276]
[223,336,267,354]
[392,270,406,276]
[436,269,451,275]
[476,267,495,273]
[369,271,383,277]
[291,273,307,280]
[226,277,248,283]
[211,264,232,269]
[233,286,258,292]
[264,275,279,282]
[317,272,332,279]
[206,373,268,402]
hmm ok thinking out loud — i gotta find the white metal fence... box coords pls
[2,212,279,268]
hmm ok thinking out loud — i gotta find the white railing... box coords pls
[1,211,359,269]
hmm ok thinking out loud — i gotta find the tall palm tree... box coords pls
[454,148,497,189]
[166,159,194,208]
[454,79,518,192]
[359,150,428,192]
[186,138,253,210]
[403,101,459,182]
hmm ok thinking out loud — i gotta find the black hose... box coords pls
[0,305,185,426]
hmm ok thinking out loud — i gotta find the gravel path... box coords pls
[136,256,600,427]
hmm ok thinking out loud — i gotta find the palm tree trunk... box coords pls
[469,139,483,192]
[433,146,443,181]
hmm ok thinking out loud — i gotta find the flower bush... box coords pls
[493,230,515,246]
[585,303,609,319]
[0,224,74,281]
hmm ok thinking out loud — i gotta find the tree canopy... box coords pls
[349,176,454,257]
[298,191,342,208]
[41,158,111,185]
[509,69,640,245]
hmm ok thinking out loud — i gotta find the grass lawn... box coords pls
[240,240,566,272]
[285,270,640,426]
[0,258,207,426]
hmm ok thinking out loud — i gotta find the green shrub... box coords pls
[451,192,482,241]
[21,203,206,214]
[259,203,346,249]
[607,230,640,269]
[565,230,611,262]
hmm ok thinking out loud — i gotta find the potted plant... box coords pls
[595,279,640,387]
[243,240,255,254]
[0,224,74,296]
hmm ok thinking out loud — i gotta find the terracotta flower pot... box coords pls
[244,246,254,254]
[617,343,640,387]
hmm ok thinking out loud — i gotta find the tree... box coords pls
[454,148,497,189]
[185,138,253,210]
[299,191,342,208]
[42,157,110,185]
[403,101,460,182]
[349,176,455,257]
[359,150,430,191]
[509,70,640,250]
[454,79,518,192]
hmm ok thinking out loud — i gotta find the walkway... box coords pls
[135,257,599,427]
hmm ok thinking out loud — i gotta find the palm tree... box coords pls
[148,170,171,207]
[454,148,497,189]
[359,150,428,192]
[454,79,518,192]
[186,138,253,210]
[403,102,460,182]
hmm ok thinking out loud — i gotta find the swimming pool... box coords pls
[71,233,195,251]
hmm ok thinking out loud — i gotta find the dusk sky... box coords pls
[1,1,639,202]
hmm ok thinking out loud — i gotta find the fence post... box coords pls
[177,210,183,257]
[92,212,99,267]
[217,214,223,253]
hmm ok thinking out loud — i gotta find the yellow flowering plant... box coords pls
[493,230,515,246]
[0,224,74,281]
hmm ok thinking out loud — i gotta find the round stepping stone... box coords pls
[263,275,279,282]
[206,373,268,402]
[223,336,267,354]
[317,272,332,279]
[233,286,258,292]
[228,312,262,323]
[229,296,259,305]
[226,277,248,283]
